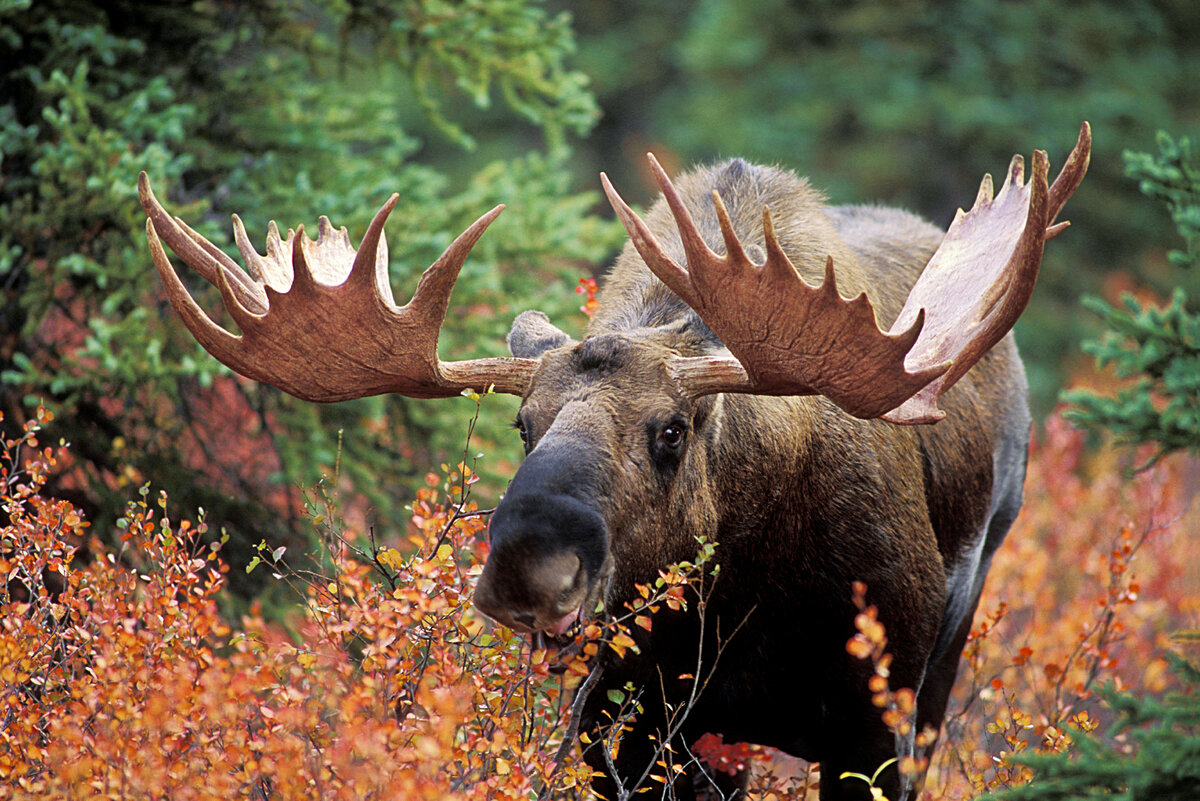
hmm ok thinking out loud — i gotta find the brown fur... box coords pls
[476,159,1029,801]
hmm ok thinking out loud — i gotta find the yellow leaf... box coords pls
[377,548,405,570]
[612,632,636,650]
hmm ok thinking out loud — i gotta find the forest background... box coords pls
[1,0,1198,798]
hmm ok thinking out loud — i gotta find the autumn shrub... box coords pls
[973,131,1200,801]
[992,638,1200,801]
[1,404,719,799]
[927,417,1195,799]
[2,339,1195,800]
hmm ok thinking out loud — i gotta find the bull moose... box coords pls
[138,123,1090,800]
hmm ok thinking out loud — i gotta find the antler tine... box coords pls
[601,170,698,309]
[287,224,322,299]
[141,173,538,402]
[711,190,752,270]
[266,221,295,285]
[1046,121,1092,237]
[232,213,280,288]
[973,173,995,208]
[339,193,399,303]
[645,153,739,306]
[408,204,506,325]
[761,205,809,290]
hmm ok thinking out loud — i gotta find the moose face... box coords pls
[472,329,716,643]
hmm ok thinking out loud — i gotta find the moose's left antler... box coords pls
[601,122,1091,422]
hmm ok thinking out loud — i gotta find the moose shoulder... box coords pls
[139,124,1090,801]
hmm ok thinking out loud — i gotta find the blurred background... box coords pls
[2,0,1197,605]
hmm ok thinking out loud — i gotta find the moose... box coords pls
[139,123,1090,800]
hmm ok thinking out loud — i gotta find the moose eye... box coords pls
[513,417,530,449]
[660,424,685,449]
[649,420,689,472]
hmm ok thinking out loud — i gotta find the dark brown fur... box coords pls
[476,159,1029,800]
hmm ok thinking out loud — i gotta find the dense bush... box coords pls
[1065,132,1200,465]
[994,643,1200,801]
[0,405,661,798]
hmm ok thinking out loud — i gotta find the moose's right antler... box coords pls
[140,173,537,402]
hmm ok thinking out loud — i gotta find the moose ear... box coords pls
[507,310,576,358]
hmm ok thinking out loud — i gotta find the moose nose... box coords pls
[474,548,587,632]
[476,442,610,633]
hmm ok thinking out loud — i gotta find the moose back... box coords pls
[140,124,1090,800]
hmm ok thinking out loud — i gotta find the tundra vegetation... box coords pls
[1,1,1198,799]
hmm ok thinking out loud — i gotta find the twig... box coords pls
[536,662,607,801]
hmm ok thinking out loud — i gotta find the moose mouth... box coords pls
[532,607,583,650]
[529,608,585,674]
[530,557,614,671]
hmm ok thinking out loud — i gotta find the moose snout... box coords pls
[474,548,587,633]
[474,471,609,634]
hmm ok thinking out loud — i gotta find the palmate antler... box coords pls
[139,173,537,402]
[601,123,1091,423]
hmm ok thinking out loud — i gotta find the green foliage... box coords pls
[1065,292,1200,463]
[0,0,619,597]
[1124,132,1200,271]
[386,0,598,152]
[1063,133,1200,465]
[992,643,1200,801]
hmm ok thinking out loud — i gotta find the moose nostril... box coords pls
[512,611,537,629]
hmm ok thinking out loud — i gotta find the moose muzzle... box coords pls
[474,440,611,638]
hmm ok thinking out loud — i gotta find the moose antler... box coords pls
[139,173,537,402]
[601,122,1091,423]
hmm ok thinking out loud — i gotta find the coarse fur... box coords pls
[476,158,1030,801]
